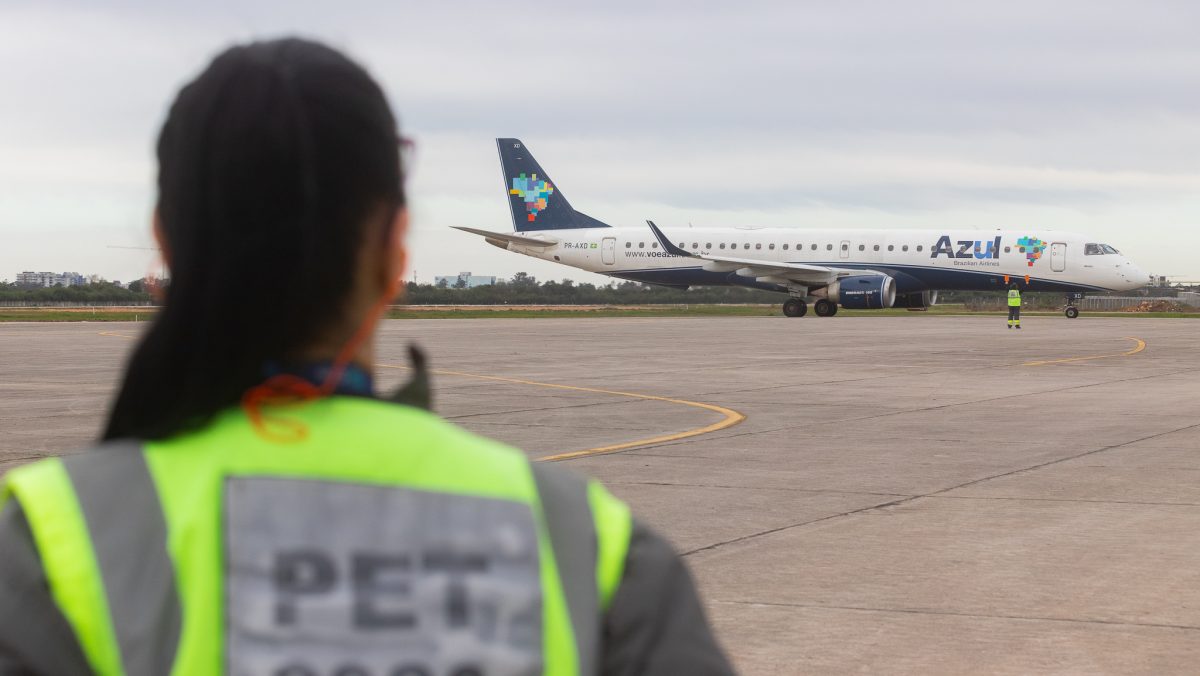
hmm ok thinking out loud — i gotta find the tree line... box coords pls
[0,281,154,305]
[406,274,782,305]
[1,275,778,306]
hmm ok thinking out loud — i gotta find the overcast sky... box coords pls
[2,0,1198,285]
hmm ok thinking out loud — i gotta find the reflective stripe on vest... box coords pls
[1008,290,1021,306]
[531,464,599,676]
[5,457,123,675]
[4,443,181,676]
[5,398,631,676]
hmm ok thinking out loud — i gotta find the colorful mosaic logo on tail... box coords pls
[510,173,554,222]
[1017,236,1048,267]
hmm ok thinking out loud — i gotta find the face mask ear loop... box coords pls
[318,274,399,397]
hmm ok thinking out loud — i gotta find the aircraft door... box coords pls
[602,237,616,265]
[1051,242,1066,272]
[840,240,850,259]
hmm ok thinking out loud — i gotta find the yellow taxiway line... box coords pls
[97,330,1145,457]
[376,363,746,462]
[1022,336,1146,367]
[95,331,745,461]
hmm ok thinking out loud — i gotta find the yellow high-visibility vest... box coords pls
[2,397,631,676]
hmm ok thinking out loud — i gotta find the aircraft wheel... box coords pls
[782,298,807,317]
[814,299,838,317]
[1065,306,1079,319]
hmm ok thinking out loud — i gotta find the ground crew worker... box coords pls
[0,38,733,675]
[1007,282,1023,329]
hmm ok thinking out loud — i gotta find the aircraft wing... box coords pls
[452,226,559,249]
[646,221,883,287]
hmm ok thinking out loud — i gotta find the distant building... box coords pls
[16,271,56,287]
[16,271,88,287]
[434,271,498,288]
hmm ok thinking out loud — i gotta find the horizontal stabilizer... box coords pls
[452,226,559,249]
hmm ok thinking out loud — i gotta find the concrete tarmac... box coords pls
[2,316,1199,673]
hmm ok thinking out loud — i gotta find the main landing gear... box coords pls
[1064,292,1083,319]
[781,297,839,317]
[782,298,807,317]
[814,299,839,317]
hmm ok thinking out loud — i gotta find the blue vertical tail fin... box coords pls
[497,138,611,232]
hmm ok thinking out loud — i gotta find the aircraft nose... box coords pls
[1122,260,1150,288]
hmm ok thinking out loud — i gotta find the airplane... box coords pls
[454,138,1152,318]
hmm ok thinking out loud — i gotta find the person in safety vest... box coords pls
[0,38,733,675]
[1007,282,1023,329]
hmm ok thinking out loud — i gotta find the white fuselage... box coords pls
[505,227,1149,294]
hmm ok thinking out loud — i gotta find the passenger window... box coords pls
[858,244,865,251]
[652,242,658,248]
[1004,246,1011,253]
[719,243,726,249]
[755,243,762,250]
[888,245,894,251]
[827,244,834,251]
[638,242,644,248]
[768,243,775,250]
[873,245,880,251]
[625,242,631,248]
[1019,247,1026,253]
[705,242,712,249]
[797,243,802,250]
[902,245,909,252]
[782,244,789,250]
[811,244,818,251]
[916,245,923,252]
[692,243,699,249]
[744,243,750,250]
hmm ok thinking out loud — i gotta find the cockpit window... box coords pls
[1086,243,1121,255]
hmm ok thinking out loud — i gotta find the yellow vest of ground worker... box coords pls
[2,397,631,676]
[1008,289,1021,307]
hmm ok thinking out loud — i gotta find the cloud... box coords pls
[1,0,1197,282]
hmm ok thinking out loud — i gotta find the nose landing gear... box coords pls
[1064,292,1083,319]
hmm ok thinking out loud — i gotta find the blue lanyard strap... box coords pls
[262,361,376,398]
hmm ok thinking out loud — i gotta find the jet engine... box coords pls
[814,275,897,309]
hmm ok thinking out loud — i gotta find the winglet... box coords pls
[647,220,692,257]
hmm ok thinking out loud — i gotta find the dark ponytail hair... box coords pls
[104,38,404,440]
